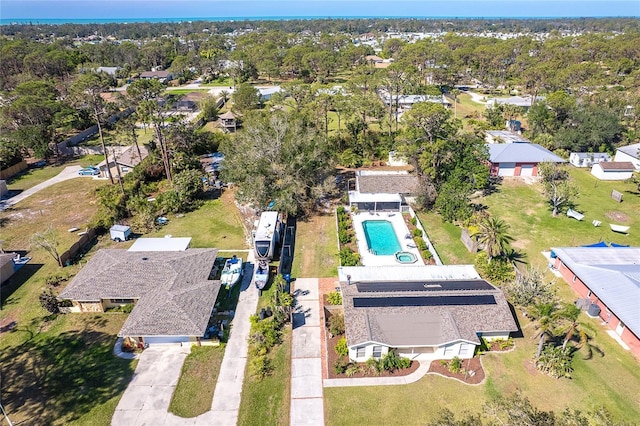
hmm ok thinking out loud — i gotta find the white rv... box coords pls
[253,211,282,261]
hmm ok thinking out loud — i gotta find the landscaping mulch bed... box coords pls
[427,357,485,385]
[326,334,420,379]
[605,211,629,223]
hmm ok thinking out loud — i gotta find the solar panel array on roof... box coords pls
[355,280,495,293]
[353,295,497,308]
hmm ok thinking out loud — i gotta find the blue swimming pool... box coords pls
[362,220,401,255]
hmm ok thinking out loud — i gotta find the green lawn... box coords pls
[146,192,248,250]
[6,155,104,191]
[291,213,339,278]
[238,282,291,426]
[480,169,640,268]
[416,210,476,265]
[165,88,212,95]
[169,346,225,418]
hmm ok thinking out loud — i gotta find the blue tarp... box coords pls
[582,242,608,248]
[610,243,630,248]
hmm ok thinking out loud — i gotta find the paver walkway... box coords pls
[0,166,82,211]
[290,278,325,426]
[112,252,259,426]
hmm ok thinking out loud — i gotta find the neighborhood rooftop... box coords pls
[616,143,640,159]
[59,248,220,337]
[486,130,531,144]
[356,174,419,194]
[598,162,635,171]
[339,268,517,347]
[551,247,640,340]
[487,143,566,163]
[128,237,192,252]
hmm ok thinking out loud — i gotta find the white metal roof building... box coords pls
[128,237,192,252]
[552,247,640,357]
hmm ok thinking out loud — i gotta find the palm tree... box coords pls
[528,302,560,360]
[557,304,604,359]
[472,217,514,261]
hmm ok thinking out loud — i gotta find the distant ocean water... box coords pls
[0,15,623,26]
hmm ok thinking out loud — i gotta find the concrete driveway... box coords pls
[112,345,191,426]
[0,165,82,211]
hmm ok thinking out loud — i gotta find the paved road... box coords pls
[290,278,325,426]
[0,166,83,211]
[112,253,259,426]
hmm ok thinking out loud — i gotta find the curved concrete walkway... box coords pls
[0,165,82,211]
[323,360,430,388]
[112,253,259,426]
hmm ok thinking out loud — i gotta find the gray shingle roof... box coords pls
[488,143,565,164]
[357,174,419,194]
[552,247,640,339]
[340,276,517,348]
[59,249,220,337]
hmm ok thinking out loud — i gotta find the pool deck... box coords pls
[352,211,424,267]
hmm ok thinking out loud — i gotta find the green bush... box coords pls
[474,251,516,284]
[415,238,427,251]
[339,247,360,266]
[365,357,384,376]
[250,355,273,380]
[338,229,351,244]
[412,228,423,237]
[410,216,417,226]
[333,359,349,375]
[327,291,343,305]
[345,364,361,377]
[448,356,463,374]
[328,314,345,336]
[335,337,349,357]
[381,351,411,371]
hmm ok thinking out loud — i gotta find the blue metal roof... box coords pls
[552,247,640,339]
[488,143,566,164]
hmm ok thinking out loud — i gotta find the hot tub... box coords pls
[395,251,418,264]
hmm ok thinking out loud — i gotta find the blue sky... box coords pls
[2,0,639,20]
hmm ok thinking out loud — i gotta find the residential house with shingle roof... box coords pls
[551,247,640,358]
[349,170,419,213]
[337,266,518,361]
[58,248,220,345]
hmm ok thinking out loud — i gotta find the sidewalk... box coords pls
[1,166,82,211]
[290,278,325,426]
[323,360,430,387]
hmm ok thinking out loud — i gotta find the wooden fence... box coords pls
[60,228,97,266]
[0,160,28,180]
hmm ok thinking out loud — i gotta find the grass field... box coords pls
[480,169,640,268]
[291,213,339,278]
[169,346,225,418]
[146,191,248,250]
[416,211,476,265]
[165,88,212,95]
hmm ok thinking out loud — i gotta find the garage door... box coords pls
[520,164,535,176]
[144,336,190,346]
[498,163,516,176]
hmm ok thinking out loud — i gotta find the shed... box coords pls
[590,162,635,181]
[110,225,131,242]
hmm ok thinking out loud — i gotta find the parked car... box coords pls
[78,167,100,176]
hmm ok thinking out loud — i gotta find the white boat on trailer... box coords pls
[254,260,270,291]
[221,255,243,290]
